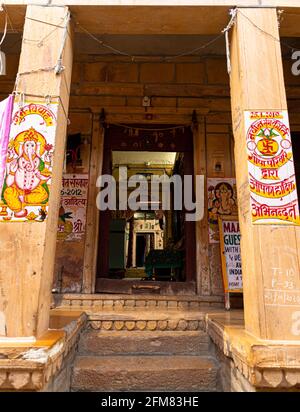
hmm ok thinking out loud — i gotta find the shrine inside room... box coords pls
[104,150,185,283]
[0,0,300,393]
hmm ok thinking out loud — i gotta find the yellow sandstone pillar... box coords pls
[230,8,300,340]
[0,5,73,337]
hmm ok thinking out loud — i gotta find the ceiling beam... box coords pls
[0,5,300,36]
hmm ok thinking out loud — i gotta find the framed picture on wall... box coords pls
[207,178,238,244]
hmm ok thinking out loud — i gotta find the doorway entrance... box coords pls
[136,233,154,268]
[95,124,197,294]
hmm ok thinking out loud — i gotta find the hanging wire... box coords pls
[36,19,66,47]
[13,92,60,99]
[3,3,300,125]
[58,95,70,124]
[13,65,57,93]
[72,9,300,62]
[15,66,57,77]
[164,34,225,61]
[0,9,7,47]
[54,10,71,74]
[2,5,227,61]
[2,3,18,33]
[11,91,70,123]
[74,17,226,61]
[25,14,68,47]
[75,20,133,57]
[12,8,70,91]
[222,8,237,75]
[3,4,300,62]
[238,9,296,52]
[25,16,67,29]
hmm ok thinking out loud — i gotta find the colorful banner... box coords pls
[245,111,300,225]
[0,95,14,194]
[218,217,242,293]
[0,101,58,222]
[207,178,238,244]
[57,174,89,241]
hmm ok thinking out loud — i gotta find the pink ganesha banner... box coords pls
[245,111,300,225]
[0,100,58,222]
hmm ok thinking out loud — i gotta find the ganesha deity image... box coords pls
[2,127,53,218]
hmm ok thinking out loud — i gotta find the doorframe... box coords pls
[82,111,104,293]
[82,114,207,295]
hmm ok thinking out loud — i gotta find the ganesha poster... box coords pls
[208,178,238,244]
[245,111,300,225]
[0,100,58,222]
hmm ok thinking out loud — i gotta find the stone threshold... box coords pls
[53,292,224,311]
[206,311,300,390]
[0,311,87,391]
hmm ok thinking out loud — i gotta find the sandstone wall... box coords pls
[1,52,299,295]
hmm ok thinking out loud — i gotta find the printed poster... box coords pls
[245,111,300,225]
[207,178,238,243]
[0,101,58,222]
[57,174,88,241]
[218,217,242,293]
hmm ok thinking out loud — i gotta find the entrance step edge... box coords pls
[84,309,211,332]
[78,330,211,355]
[53,293,224,311]
[71,355,219,392]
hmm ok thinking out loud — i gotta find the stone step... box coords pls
[78,330,211,356]
[53,293,224,312]
[86,309,207,332]
[71,355,218,392]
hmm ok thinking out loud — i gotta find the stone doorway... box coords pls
[95,124,197,295]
